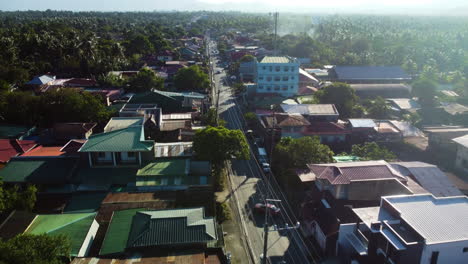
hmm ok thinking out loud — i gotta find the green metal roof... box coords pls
[260,56,293,63]
[333,156,361,163]
[100,208,143,255]
[79,126,154,152]
[100,208,216,255]
[0,157,78,184]
[0,124,31,139]
[64,192,108,213]
[25,213,96,256]
[137,159,189,176]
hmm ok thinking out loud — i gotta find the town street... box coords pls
[208,40,318,264]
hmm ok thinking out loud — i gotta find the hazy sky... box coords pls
[1,0,467,14]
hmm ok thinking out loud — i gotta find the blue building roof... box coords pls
[26,75,55,85]
[333,66,410,81]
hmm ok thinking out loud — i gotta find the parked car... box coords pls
[254,203,281,216]
[262,163,271,173]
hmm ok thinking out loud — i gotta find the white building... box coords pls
[255,56,300,97]
[337,194,468,264]
[452,134,468,173]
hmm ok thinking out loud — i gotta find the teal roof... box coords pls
[79,126,154,152]
[333,156,361,163]
[25,213,97,256]
[128,90,203,112]
[64,192,108,213]
[0,157,78,184]
[100,208,216,255]
[0,124,32,139]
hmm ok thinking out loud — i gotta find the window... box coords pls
[269,66,272,71]
[98,152,106,158]
[284,66,289,72]
[267,87,271,91]
[263,66,266,70]
[463,247,468,253]
[282,87,288,91]
[127,152,136,158]
[430,251,439,264]
[267,76,272,81]
[282,76,289,81]
[258,85,264,89]
[274,86,280,91]
[275,66,281,72]
[291,76,295,80]
[259,76,264,80]
[290,86,294,89]
[274,76,281,82]
[291,66,295,71]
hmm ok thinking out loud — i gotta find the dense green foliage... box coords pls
[0,183,37,213]
[128,68,164,92]
[0,90,113,127]
[363,97,391,119]
[412,78,437,108]
[0,234,71,264]
[193,126,250,165]
[348,142,397,161]
[174,65,210,91]
[314,82,357,118]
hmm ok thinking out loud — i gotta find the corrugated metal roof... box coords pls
[260,56,293,63]
[387,98,420,110]
[71,252,219,264]
[281,104,338,115]
[348,119,377,128]
[100,208,217,255]
[154,142,193,158]
[452,134,468,147]
[383,194,468,244]
[309,160,406,185]
[334,66,410,80]
[79,126,154,152]
[103,117,143,132]
[137,159,189,176]
[391,162,463,197]
[25,213,96,256]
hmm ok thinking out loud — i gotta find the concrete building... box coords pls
[337,194,468,264]
[255,56,300,97]
[452,134,468,173]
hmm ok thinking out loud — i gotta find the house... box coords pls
[390,162,463,197]
[128,90,206,113]
[424,127,468,165]
[387,98,420,113]
[135,158,211,191]
[71,253,221,264]
[99,207,217,256]
[452,134,468,174]
[0,124,35,139]
[441,103,468,116]
[53,123,96,143]
[78,121,154,167]
[373,120,403,142]
[330,65,411,84]
[261,113,311,138]
[25,74,55,86]
[24,212,99,257]
[157,50,175,62]
[301,122,349,146]
[0,139,36,167]
[299,68,320,88]
[0,157,78,188]
[154,142,193,158]
[297,160,424,257]
[280,104,339,122]
[255,56,300,97]
[337,194,468,264]
[21,145,65,157]
[349,83,412,98]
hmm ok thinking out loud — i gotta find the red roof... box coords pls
[60,139,86,153]
[306,160,407,185]
[21,146,65,157]
[302,122,349,135]
[298,85,318,96]
[0,139,36,163]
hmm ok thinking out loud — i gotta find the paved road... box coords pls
[207,40,318,264]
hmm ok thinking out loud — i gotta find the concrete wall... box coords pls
[455,145,468,173]
[420,240,468,264]
[77,219,99,257]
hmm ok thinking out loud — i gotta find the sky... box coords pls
[1,0,467,15]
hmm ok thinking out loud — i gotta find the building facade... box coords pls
[255,56,300,97]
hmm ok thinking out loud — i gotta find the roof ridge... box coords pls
[45,213,96,234]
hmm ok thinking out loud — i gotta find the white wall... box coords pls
[77,219,99,257]
[420,240,468,264]
[97,152,112,162]
[256,62,300,97]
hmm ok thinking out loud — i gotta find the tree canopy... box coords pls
[0,234,71,264]
[348,142,397,161]
[193,126,250,165]
[174,65,210,91]
[0,181,37,213]
[412,78,437,108]
[128,68,164,93]
[364,97,390,119]
[314,82,357,118]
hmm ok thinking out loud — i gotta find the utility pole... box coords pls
[273,12,279,56]
[261,199,300,264]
